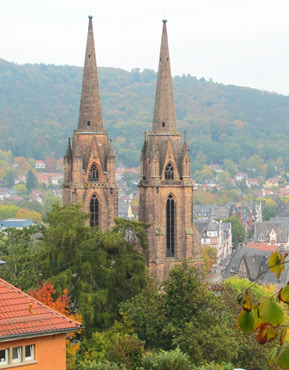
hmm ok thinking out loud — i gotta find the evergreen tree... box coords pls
[43,203,148,336]
[26,169,38,191]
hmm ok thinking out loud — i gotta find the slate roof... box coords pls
[222,245,289,285]
[255,222,288,243]
[193,220,208,234]
[0,279,82,340]
[193,205,212,217]
[205,219,219,232]
[210,206,230,219]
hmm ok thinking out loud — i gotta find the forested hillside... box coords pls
[1,58,289,170]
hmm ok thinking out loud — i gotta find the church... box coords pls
[63,16,202,280]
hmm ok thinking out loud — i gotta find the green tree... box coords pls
[43,203,148,336]
[13,183,28,196]
[223,216,245,248]
[262,199,277,221]
[0,225,46,290]
[121,263,239,365]
[3,170,15,187]
[0,204,19,219]
[26,168,38,191]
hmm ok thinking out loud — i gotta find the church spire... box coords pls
[152,20,176,132]
[78,16,103,131]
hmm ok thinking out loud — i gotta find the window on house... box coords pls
[89,163,99,181]
[0,349,8,364]
[25,345,34,361]
[162,122,165,127]
[166,194,175,257]
[87,121,90,126]
[165,163,174,180]
[12,347,22,363]
[90,194,99,227]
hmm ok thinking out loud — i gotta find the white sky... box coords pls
[2,0,289,95]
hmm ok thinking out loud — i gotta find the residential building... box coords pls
[195,219,232,264]
[234,172,248,181]
[222,244,289,286]
[0,278,82,369]
[35,160,45,169]
[265,177,279,188]
[254,221,288,248]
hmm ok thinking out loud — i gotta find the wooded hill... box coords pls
[1,58,289,171]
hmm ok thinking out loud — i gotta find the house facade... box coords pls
[0,279,82,369]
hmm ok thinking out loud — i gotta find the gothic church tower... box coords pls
[138,20,202,280]
[63,16,118,230]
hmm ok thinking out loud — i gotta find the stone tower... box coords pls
[63,16,118,230]
[138,20,202,280]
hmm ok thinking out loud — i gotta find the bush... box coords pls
[80,360,127,369]
[192,363,234,370]
[140,347,192,370]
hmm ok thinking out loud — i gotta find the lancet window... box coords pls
[90,194,99,227]
[166,194,175,257]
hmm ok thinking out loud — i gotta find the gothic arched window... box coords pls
[166,194,175,257]
[90,194,99,227]
[89,163,99,182]
[165,162,174,180]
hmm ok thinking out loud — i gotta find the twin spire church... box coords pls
[63,17,202,279]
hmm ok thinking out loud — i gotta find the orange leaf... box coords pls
[256,323,277,344]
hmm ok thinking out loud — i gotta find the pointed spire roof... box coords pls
[78,16,103,131]
[183,130,189,151]
[65,138,72,160]
[108,139,115,158]
[152,20,176,132]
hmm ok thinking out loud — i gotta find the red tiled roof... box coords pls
[246,242,278,252]
[0,279,82,339]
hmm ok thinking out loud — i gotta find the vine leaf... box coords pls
[269,252,285,279]
[280,328,287,345]
[268,347,278,366]
[256,323,277,344]
[277,343,289,369]
[238,309,255,333]
[259,298,284,326]
[242,291,252,311]
[279,286,289,304]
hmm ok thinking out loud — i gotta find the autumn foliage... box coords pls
[29,282,81,369]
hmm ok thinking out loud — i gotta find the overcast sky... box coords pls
[2,0,289,95]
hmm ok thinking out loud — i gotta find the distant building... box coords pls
[0,278,82,369]
[222,244,289,286]
[195,219,232,264]
[255,221,288,248]
[265,177,279,188]
[14,175,26,185]
[0,219,33,230]
[208,164,222,173]
[246,178,259,188]
[35,160,45,169]
[234,172,248,181]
